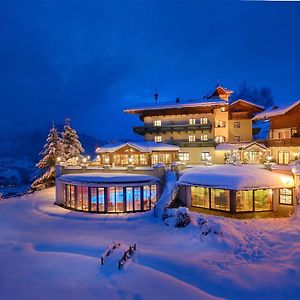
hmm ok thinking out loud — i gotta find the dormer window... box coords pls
[153,120,161,126]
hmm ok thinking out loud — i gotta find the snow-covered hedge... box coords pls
[163,207,191,227]
[197,217,223,237]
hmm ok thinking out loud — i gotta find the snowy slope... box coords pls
[1,189,300,299]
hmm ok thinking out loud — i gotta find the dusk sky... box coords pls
[1,1,300,146]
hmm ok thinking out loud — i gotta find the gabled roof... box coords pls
[230,99,265,110]
[253,99,300,120]
[215,141,268,151]
[96,141,180,153]
[207,85,234,101]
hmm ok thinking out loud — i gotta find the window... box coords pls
[115,187,124,212]
[215,136,226,143]
[126,187,134,211]
[279,188,293,205]
[76,186,83,210]
[278,151,290,164]
[108,187,116,212]
[234,136,241,142]
[155,136,162,143]
[234,122,240,128]
[200,134,208,141]
[98,188,105,212]
[143,186,151,210]
[211,189,230,211]
[221,107,226,112]
[153,120,161,126]
[82,186,89,211]
[191,187,210,209]
[254,189,273,211]
[151,185,157,208]
[134,187,141,211]
[236,190,254,212]
[178,152,190,161]
[91,187,98,212]
[189,118,196,125]
[200,117,208,124]
[189,135,196,142]
[215,120,226,128]
[201,152,210,161]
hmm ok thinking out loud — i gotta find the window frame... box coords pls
[279,188,293,206]
[154,135,162,143]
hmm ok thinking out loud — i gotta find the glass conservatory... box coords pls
[56,173,160,213]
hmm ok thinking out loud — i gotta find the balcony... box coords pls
[133,123,212,135]
[260,138,300,147]
[171,140,216,147]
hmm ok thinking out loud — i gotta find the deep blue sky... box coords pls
[1,1,300,147]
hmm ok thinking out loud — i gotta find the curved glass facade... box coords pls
[60,183,158,213]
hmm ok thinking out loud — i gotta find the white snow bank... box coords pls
[58,172,159,184]
[179,165,294,190]
[154,171,178,217]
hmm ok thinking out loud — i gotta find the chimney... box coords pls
[176,97,180,103]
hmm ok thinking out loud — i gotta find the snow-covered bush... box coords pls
[197,216,223,237]
[164,207,191,228]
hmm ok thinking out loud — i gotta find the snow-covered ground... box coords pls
[1,188,300,300]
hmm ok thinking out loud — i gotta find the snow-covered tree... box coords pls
[232,82,274,109]
[61,118,84,162]
[31,124,63,191]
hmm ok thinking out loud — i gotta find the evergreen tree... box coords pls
[31,123,63,190]
[232,82,274,108]
[61,118,84,161]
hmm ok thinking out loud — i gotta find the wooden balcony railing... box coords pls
[133,124,212,135]
[259,138,300,147]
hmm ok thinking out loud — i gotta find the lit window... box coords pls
[215,136,226,143]
[234,122,240,128]
[201,152,210,161]
[178,152,190,161]
[154,136,162,143]
[200,134,208,141]
[189,118,196,125]
[279,188,293,205]
[236,190,254,212]
[234,136,241,142]
[215,120,226,127]
[153,120,161,126]
[189,135,196,142]
[191,187,210,209]
[254,189,273,211]
[211,189,230,211]
[200,117,208,124]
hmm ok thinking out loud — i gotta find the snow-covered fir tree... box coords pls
[61,118,84,162]
[31,123,63,191]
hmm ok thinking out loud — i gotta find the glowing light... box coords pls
[97,155,100,160]
[76,157,79,161]
[57,157,61,162]
[82,158,87,163]
[267,156,273,162]
[87,155,90,160]
[279,175,293,186]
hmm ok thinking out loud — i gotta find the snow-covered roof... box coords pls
[179,165,294,190]
[124,98,227,113]
[96,142,180,153]
[230,99,265,110]
[253,99,300,120]
[215,142,268,151]
[59,172,159,184]
[272,161,300,176]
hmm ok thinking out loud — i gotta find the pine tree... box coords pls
[61,118,84,161]
[31,123,63,190]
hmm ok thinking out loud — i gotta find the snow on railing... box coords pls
[118,244,137,270]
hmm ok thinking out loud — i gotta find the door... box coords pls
[278,151,290,164]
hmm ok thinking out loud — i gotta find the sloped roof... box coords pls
[207,85,234,99]
[96,141,180,153]
[124,98,227,114]
[253,99,300,120]
[230,99,265,110]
